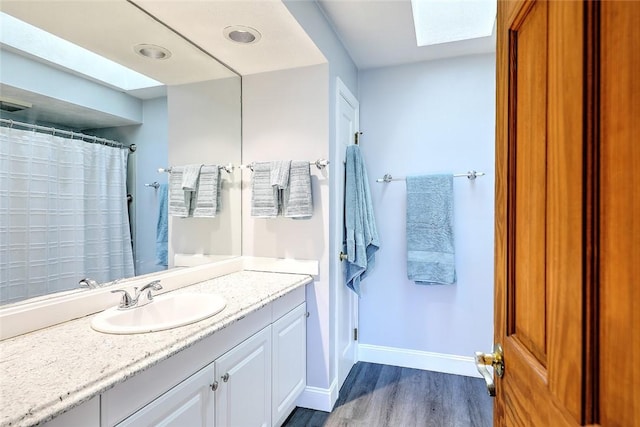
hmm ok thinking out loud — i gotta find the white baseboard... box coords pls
[357,344,481,378]
[295,378,339,412]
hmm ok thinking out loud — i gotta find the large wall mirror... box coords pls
[0,1,242,305]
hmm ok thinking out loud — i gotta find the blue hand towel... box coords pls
[193,165,221,218]
[270,160,291,190]
[181,164,202,191]
[406,174,456,285]
[283,161,313,219]
[344,145,380,295]
[156,183,169,266]
[271,160,291,215]
[168,166,195,217]
[251,162,279,218]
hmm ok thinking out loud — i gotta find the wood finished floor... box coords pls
[282,362,493,427]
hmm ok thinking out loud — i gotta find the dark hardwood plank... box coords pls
[283,362,493,427]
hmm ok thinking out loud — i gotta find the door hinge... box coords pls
[353,328,358,341]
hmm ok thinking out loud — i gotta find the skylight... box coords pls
[411,0,496,47]
[0,12,162,91]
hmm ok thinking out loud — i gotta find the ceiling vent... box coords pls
[0,96,32,113]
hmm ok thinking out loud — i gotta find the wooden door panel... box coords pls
[599,2,640,425]
[496,0,587,425]
[546,1,586,421]
[510,0,548,366]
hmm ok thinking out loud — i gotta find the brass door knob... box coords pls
[339,252,348,261]
[474,343,504,397]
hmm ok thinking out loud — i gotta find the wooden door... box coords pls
[494,1,639,426]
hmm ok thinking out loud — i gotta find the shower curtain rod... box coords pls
[0,118,133,151]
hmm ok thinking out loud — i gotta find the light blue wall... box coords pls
[357,54,496,370]
[283,0,359,399]
[242,64,329,394]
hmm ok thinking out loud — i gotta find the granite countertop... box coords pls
[0,270,312,427]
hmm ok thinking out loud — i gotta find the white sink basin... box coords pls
[91,292,227,334]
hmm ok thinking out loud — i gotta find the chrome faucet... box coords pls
[79,278,100,289]
[111,280,163,310]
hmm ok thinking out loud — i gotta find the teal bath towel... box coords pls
[156,183,169,266]
[344,145,380,295]
[406,174,456,285]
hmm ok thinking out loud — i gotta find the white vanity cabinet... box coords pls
[116,363,215,427]
[271,303,307,427]
[100,287,306,427]
[42,397,100,427]
[215,326,272,427]
[212,302,307,427]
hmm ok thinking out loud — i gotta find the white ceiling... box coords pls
[0,0,326,83]
[132,0,326,76]
[0,0,495,82]
[317,0,496,70]
[0,0,495,129]
[0,0,325,128]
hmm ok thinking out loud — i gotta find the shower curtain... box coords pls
[0,126,135,304]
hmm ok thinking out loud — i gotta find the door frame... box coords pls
[333,77,360,394]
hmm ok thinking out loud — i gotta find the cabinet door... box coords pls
[215,326,272,427]
[272,303,306,427]
[117,363,214,427]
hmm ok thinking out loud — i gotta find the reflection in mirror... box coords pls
[0,1,241,305]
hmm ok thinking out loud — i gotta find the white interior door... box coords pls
[335,78,359,392]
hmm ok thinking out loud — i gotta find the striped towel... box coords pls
[271,160,291,214]
[181,164,202,191]
[283,161,313,219]
[270,161,291,190]
[168,166,195,217]
[251,162,279,218]
[193,165,221,218]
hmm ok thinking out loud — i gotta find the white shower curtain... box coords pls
[0,126,135,304]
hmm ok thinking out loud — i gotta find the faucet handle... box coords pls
[111,289,134,309]
[143,281,163,302]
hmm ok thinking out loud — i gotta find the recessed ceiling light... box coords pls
[223,26,261,44]
[134,44,172,60]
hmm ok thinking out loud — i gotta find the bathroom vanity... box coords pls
[0,270,311,427]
